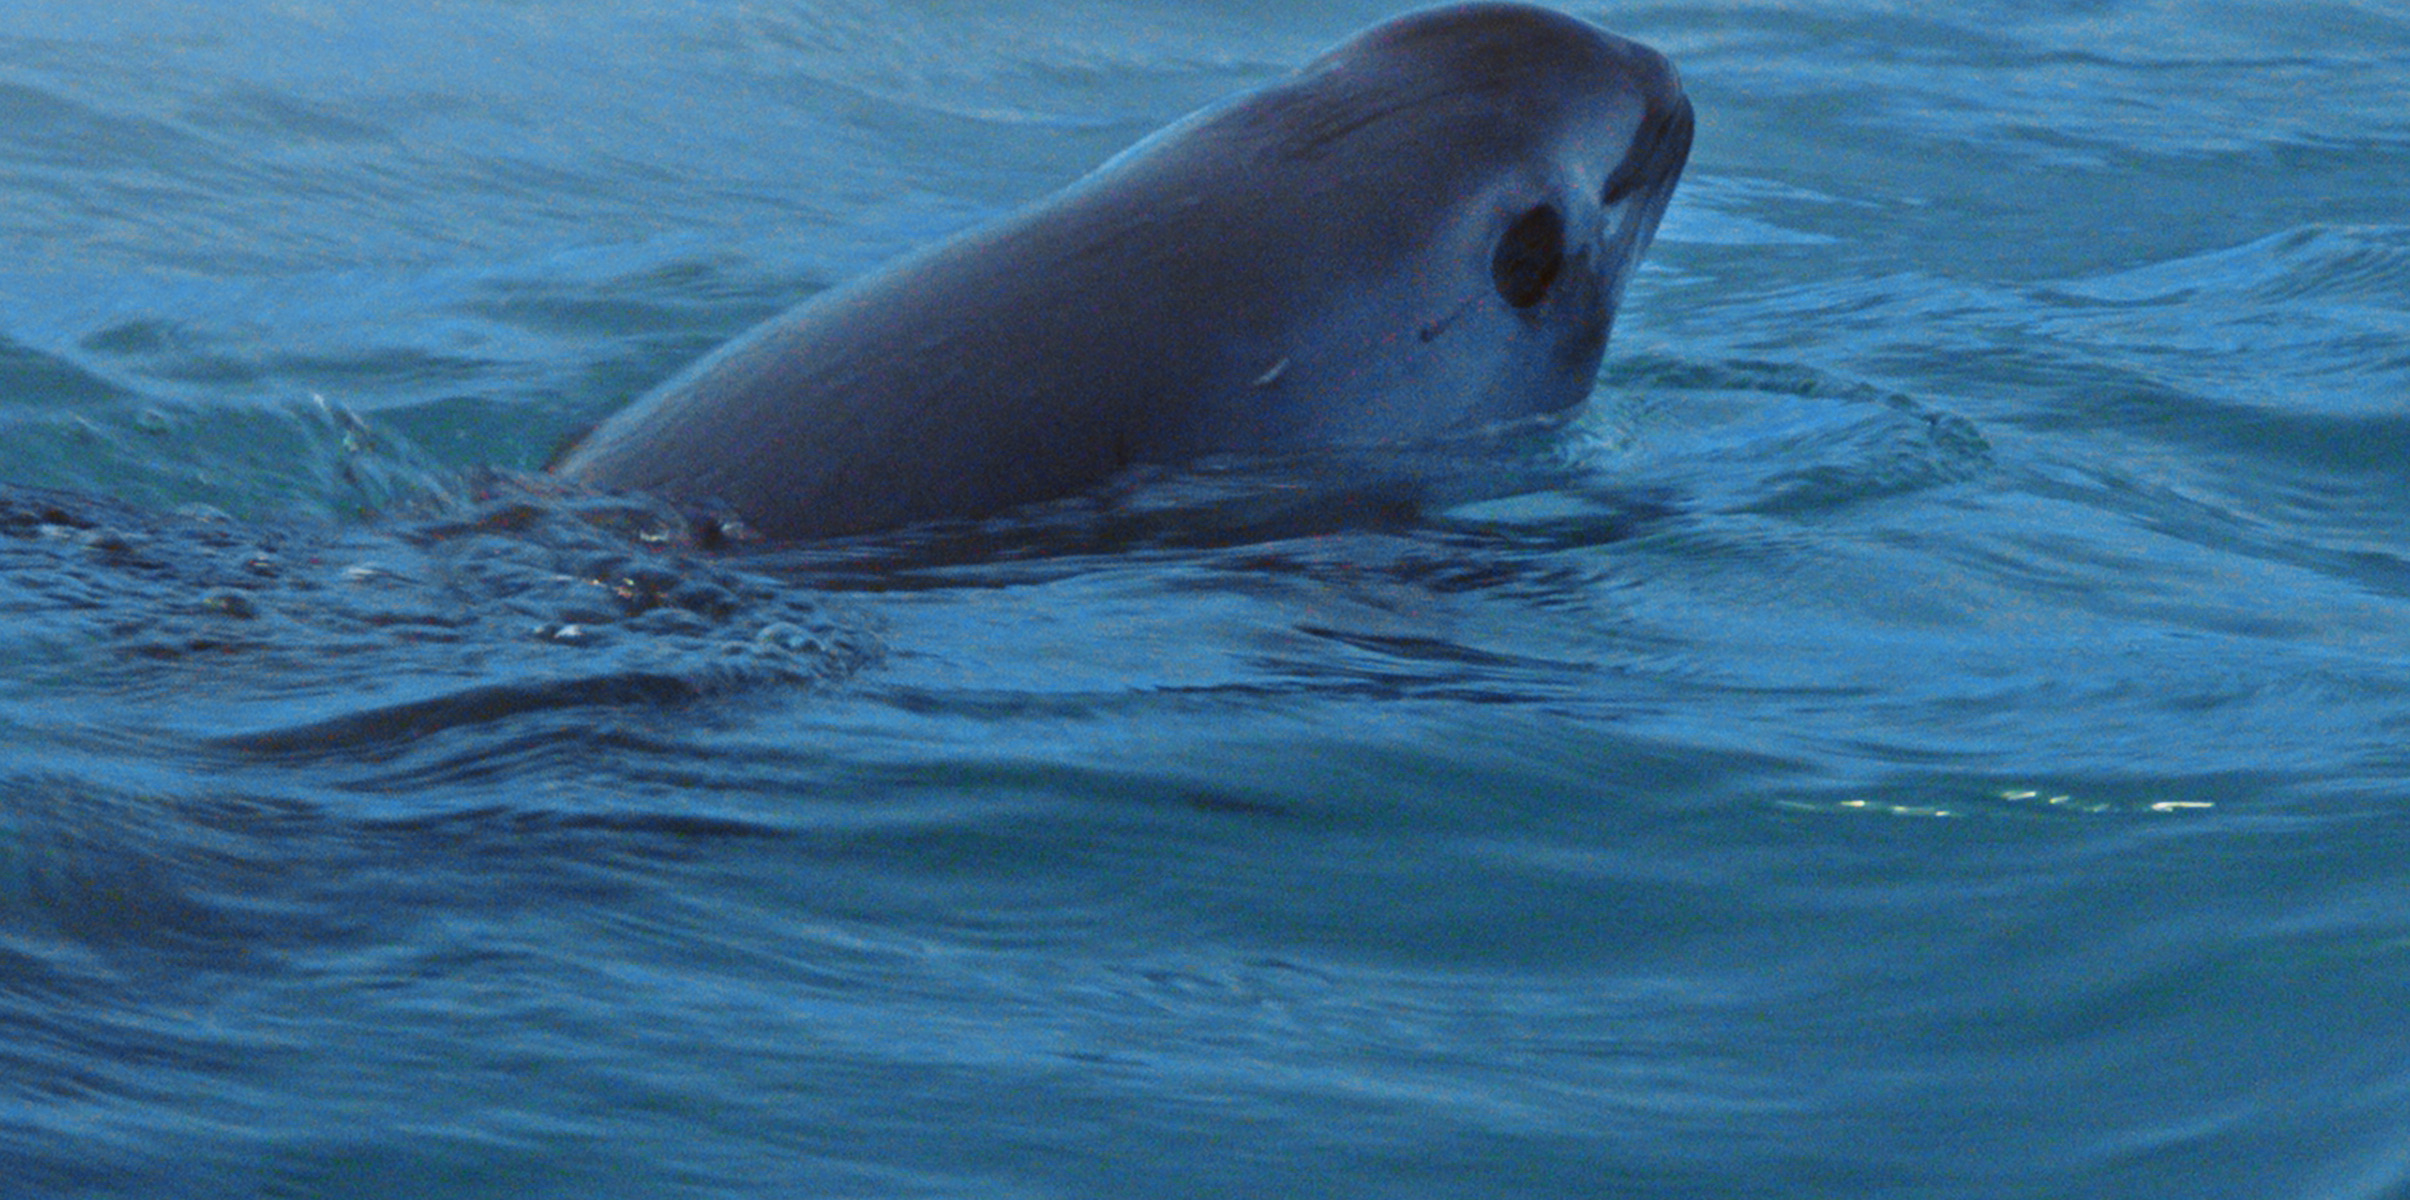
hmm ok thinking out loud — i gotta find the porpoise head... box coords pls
[1114,1,1695,451]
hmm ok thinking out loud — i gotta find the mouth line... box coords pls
[1420,292,1484,343]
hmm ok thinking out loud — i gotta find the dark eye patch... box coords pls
[1492,203,1564,309]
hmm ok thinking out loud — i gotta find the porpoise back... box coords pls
[553,2,1693,540]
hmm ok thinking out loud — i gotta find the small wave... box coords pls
[2031,224,2410,420]
[2064,224,2410,308]
[0,333,132,407]
[0,395,458,525]
[1588,354,1996,517]
[205,672,710,760]
[1656,175,1843,247]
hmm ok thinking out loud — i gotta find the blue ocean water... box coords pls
[3,0,2408,1195]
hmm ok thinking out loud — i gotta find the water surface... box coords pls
[3,1,2408,1196]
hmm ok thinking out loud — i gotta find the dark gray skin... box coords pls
[554,2,1693,540]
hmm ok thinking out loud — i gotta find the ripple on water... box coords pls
[0,482,882,766]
